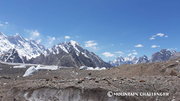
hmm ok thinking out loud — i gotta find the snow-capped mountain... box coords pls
[40,40,112,68]
[0,32,15,55]
[0,48,26,63]
[136,55,149,64]
[109,55,149,67]
[0,31,46,60]
[110,49,180,67]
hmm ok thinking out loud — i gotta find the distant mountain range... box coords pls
[0,31,112,68]
[109,49,180,66]
[1,31,180,68]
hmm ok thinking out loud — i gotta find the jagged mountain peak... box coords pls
[0,31,5,36]
[0,32,7,39]
[70,40,80,46]
[42,40,112,68]
[172,50,177,54]
[150,49,172,62]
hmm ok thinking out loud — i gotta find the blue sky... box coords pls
[0,0,180,62]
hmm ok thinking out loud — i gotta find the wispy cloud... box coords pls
[24,29,30,32]
[103,52,114,57]
[5,22,8,24]
[0,24,3,26]
[157,33,164,37]
[115,51,124,55]
[120,43,123,45]
[133,52,138,55]
[151,45,160,48]
[150,37,155,40]
[115,51,123,54]
[85,40,97,49]
[150,33,168,40]
[31,30,39,37]
[65,36,70,39]
[25,29,40,40]
[132,50,136,51]
[167,48,177,51]
[126,50,131,52]
[135,44,143,47]
[111,44,114,46]
[47,36,56,44]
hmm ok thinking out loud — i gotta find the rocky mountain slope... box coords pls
[46,40,112,68]
[170,50,180,60]
[28,50,97,68]
[28,41,112,68]
[150,49,172,62]
[0,49,26,63]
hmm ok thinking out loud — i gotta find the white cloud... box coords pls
[150,33,167,40]
[133,52,138,55]
[132,50,136,51]
[76,36,79,38]
[115,51,123,54]
[47,36,56,44]
[0,24,3,26]
[65,36,70,39]
[157,33,164,37]
[5,22,8,24]
[115,51,124,55]
[111,44,114,46]
[36,39,41,44]
[168,48,177,50]
[135,44,143,47]
[103,52,114,57]
[31,30,40,37]
[85,40,97,48]
[126,50,131,52]
[151,45,160,48]
[25,29,40,40]
[128,53,132,56]
[150,37,155,40]
[24,29,30,32]
[120,43,123,45]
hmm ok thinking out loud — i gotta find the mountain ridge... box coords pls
[110,49,180,67]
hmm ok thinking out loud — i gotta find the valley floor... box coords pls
[1,58,180,101]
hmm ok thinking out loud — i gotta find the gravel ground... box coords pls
[1,58,180,101]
